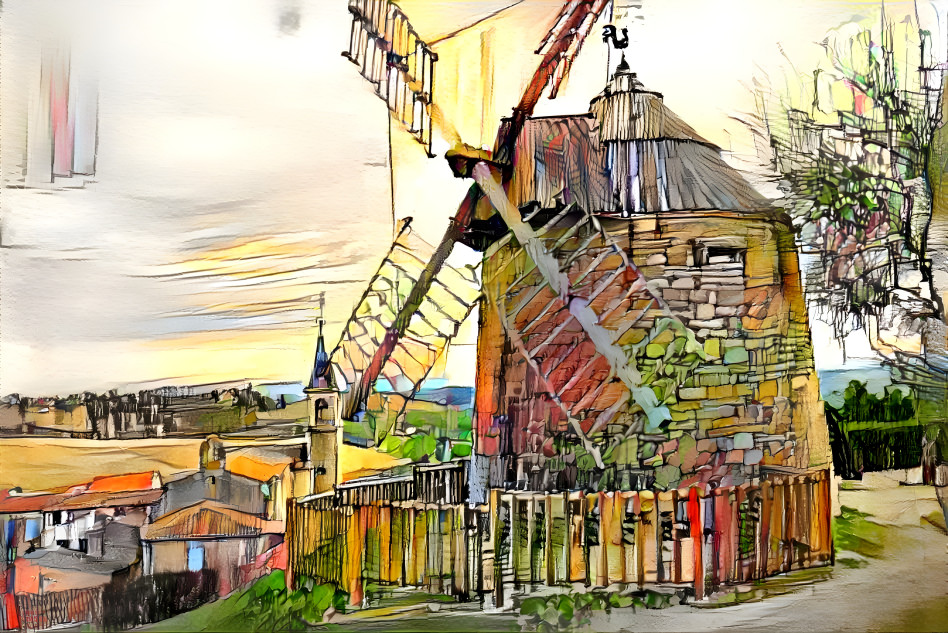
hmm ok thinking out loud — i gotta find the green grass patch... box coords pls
[145,571,346,632]
[833,505,887,560]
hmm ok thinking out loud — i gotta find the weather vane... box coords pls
[602,25,629,50]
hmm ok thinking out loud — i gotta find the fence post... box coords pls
[759,478,772,580]
[688,487,704,600]
[285,499,297,590]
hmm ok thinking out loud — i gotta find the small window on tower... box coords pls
[707,247,744,264]
[694,244,745,267]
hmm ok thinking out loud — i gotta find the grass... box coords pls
[141,571,346,632]
[832,505,888,565]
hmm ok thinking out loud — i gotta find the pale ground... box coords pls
[328,478,948,633]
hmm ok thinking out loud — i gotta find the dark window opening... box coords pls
[695,244,746,267]
[674,499,691,539]
[660,511,675,542]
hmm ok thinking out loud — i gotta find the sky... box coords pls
[1,0,946,395]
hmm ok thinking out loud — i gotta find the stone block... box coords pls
[743,449,764,465]
[672,277,695,289]
[646,253,667,265]
[716,290,745,306]
[708,384,734,399]
[660,439,679,454]
[711,415,741,428]
[733,432,754,450]
[717,405,737,417]
[679,387,707,400]
[690,318,726,329]
[734,384,754,397]
[725,449,744,464]
[724,347,749,364]
[690,289,710,303]
[696,439,717,453]
[696,303,715,320]
[704,338,721,357]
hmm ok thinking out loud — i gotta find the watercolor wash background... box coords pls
[4,0,944,398]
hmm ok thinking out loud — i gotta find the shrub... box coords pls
[519,591,639,632]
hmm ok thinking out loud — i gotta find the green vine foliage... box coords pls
[631,317,707,410]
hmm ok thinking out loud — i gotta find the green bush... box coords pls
[519,591,641,632]
[160,571,348,632]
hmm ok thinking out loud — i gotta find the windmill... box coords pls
[330,0,704,465]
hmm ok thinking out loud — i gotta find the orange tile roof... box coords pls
[227,455,289,482]
[86,472,158,493]
[0,473,163,514]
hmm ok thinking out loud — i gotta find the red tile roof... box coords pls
[0,471,163,514]
[0,493,67,514]
[45,489,164,512]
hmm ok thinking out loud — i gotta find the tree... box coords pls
[755,11,948,477]
[762,15,940,334]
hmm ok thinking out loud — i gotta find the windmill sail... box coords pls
[343,0,437,153]
[332,2,612,411]
[332,221,480,424]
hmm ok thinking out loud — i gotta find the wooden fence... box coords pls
[3,570,219,632]
[287,469,832,605]
[12,588,102,632]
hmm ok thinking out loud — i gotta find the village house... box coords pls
[141,500,285,597]
[0,472,163,602]
[0,428,314,629]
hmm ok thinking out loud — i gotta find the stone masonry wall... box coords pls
[475,208,831,492]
